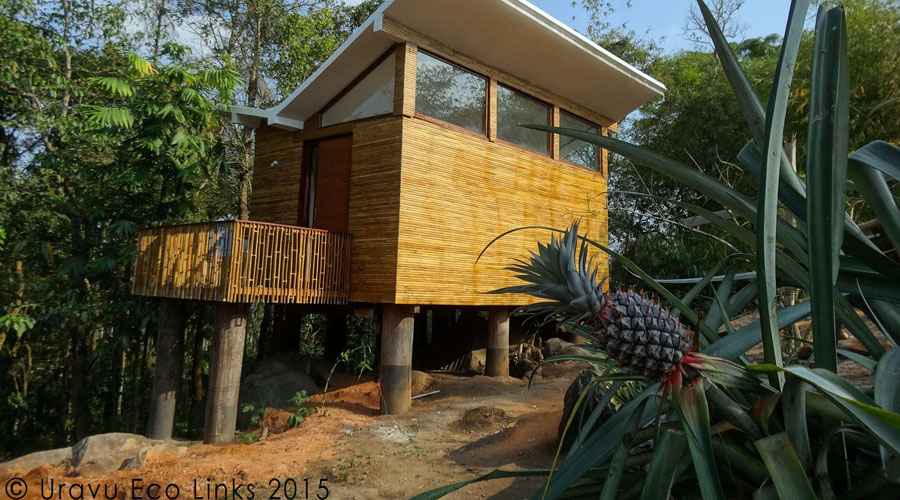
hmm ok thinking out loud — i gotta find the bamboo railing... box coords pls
[132,221,351,304]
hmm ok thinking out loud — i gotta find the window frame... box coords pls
[558,109,603,173]
[495,82,552,157]
[413,49,490,138]
[318,48,397,129]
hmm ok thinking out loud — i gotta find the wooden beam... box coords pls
[380,304,415,414]
[486,309,510,377]
[147,300,186,440]
[394,43,417,117]
[204,302,248,444]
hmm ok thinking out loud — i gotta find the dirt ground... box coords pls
[4,367,583,500]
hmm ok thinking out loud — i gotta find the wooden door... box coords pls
[303,135,352,233]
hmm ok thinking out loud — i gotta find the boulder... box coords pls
[411,371,435,395]
[543,338,573,358]
[1,433,189,476]
[262,409,296,435]
[0,447,72,473]
[238,353,320,429]
[72,433,187,475]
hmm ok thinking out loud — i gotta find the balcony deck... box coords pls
[132,221,351,304]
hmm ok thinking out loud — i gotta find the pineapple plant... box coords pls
[495,223,705,390]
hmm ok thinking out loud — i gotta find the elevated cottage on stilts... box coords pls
[131,0,665,443]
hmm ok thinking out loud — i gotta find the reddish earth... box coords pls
[2,369,583,500]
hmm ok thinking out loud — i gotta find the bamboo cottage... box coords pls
[132,0,665,443]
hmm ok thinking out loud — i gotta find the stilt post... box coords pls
[380,304,415,415]
[204,302,248,444]
[148,300,186,440]
[486,308,510,377]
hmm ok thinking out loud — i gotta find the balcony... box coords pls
[132,221,351,304]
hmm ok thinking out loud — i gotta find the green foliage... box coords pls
[298,314,327,359]
[287,390,313,428]
[340,314,377,376]
[241,402,267,428]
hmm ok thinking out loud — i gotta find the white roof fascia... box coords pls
[503,0,666,96]
[268,0,397,120]
[268,115,304,130]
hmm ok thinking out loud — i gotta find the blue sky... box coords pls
[530,0,792,53]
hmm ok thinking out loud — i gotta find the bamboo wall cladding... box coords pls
[348,117,404,303]
[132,221,351,304]
[251,126,303,225]
[395,117,609,306]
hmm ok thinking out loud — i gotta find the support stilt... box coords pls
[380,304,415,415]
[204,302,248,444]
[486,308,510,377]
[147,300,186,440]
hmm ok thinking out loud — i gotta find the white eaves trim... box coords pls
[504,0,666,96]
[230,0,666,130]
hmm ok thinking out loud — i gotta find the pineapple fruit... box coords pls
[494,223,691,382]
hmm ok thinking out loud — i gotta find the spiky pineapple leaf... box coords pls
[639,429,688,500]
[674,378,725,500]
[754,433,818,500]
[806,5,850,372]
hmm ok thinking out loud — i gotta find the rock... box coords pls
[456,406,511,433]
[1,434,188,476]
[543,338,573,358]
[238,353,320,429]
[262,408,295,435]
[0,447,72,473]
[118,448,149,470]
[411,371,434,395]
[72,433,158,475]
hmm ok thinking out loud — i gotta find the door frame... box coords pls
[298,133,353,230]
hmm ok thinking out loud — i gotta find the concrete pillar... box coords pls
[380,305,415,415]
[204,302,248,444]
[147,300,186,440]
[486,309,510,377]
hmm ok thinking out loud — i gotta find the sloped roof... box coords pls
[233,0,666,129]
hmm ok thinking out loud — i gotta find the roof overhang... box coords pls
[232,0,666,130]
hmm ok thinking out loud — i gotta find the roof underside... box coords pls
[260,0,665,128]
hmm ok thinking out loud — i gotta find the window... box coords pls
[415,51,487,134]
[322,55,395,127]
[560,111,601,171]
[497,84,550,154]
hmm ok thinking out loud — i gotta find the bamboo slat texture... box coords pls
[132,221,351,304]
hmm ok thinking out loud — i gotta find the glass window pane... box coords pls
[560,111,600,170]
[415,51,486,134]
[322,55,395,127]
[497,85,550,154]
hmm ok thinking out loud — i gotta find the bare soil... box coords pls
[3,369,580,500]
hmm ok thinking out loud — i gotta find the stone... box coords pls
[0,447,72,473]
[543,338,574,358]
[238,353,320,429]
[411,370,435,395]
[1,434,188,476]
[72,433,155,474]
